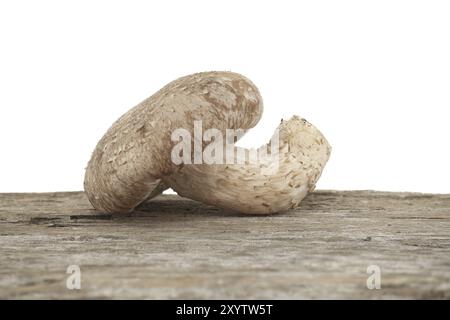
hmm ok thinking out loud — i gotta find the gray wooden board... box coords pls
[0,190,449,299]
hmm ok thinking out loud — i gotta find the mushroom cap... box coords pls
[84,71,263,213]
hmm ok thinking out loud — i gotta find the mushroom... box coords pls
[84,71,331,214]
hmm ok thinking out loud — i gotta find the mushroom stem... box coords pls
[163,116,331,214]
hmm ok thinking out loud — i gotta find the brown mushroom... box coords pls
[84,71,331,214]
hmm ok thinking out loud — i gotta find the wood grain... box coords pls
[0,190,449,299]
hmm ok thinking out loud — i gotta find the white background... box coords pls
[0,0,449,193]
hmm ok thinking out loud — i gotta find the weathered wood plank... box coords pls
[0,190,449,299]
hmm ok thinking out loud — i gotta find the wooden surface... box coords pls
[0,190,449,299]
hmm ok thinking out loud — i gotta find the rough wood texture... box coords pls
[0,190,449,299]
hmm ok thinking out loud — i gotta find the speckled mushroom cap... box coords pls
[84,71,263,213]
